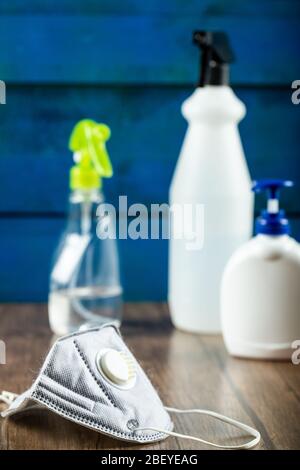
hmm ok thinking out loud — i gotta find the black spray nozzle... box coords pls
[193,31,235,87]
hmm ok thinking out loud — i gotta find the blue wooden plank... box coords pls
[0,0,298,17]
[0,217,62,302]
[0,14,299,84]
[0,86,299,213]
[0,215,299,302]
[0,217,167,301]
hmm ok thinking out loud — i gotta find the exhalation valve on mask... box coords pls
[0,324,260,449]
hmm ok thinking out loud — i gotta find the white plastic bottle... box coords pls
[169,31,253,333]
[221,179,300,360]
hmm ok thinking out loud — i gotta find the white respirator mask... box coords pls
[0,325,260,449]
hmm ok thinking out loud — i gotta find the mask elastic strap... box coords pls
[0,391,18,407]
[136,407,261,450]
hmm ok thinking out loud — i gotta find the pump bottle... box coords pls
[221,179,300,359]
[48,120,122,336]
[169,31,253,333]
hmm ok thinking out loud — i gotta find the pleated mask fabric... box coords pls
[1,325,173,443]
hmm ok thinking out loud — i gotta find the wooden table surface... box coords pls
[0,303,299,450]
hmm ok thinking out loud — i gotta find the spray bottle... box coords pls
[169,31,253,333]
[48,119,122,336]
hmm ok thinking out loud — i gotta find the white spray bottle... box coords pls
[169,31,253,333]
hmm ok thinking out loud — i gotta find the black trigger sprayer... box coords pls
[193,31,235,87]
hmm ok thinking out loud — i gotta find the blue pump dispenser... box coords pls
[252,179,293,236]
[222,178,300,360]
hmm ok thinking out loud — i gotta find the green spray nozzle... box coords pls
[69,119,113,190]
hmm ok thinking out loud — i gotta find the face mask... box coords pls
[0,325,260,449]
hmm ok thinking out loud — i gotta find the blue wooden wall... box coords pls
[0,1,300,301]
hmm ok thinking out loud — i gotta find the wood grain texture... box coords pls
[0,303,299,450]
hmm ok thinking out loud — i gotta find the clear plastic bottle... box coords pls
[48,120,122,336]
